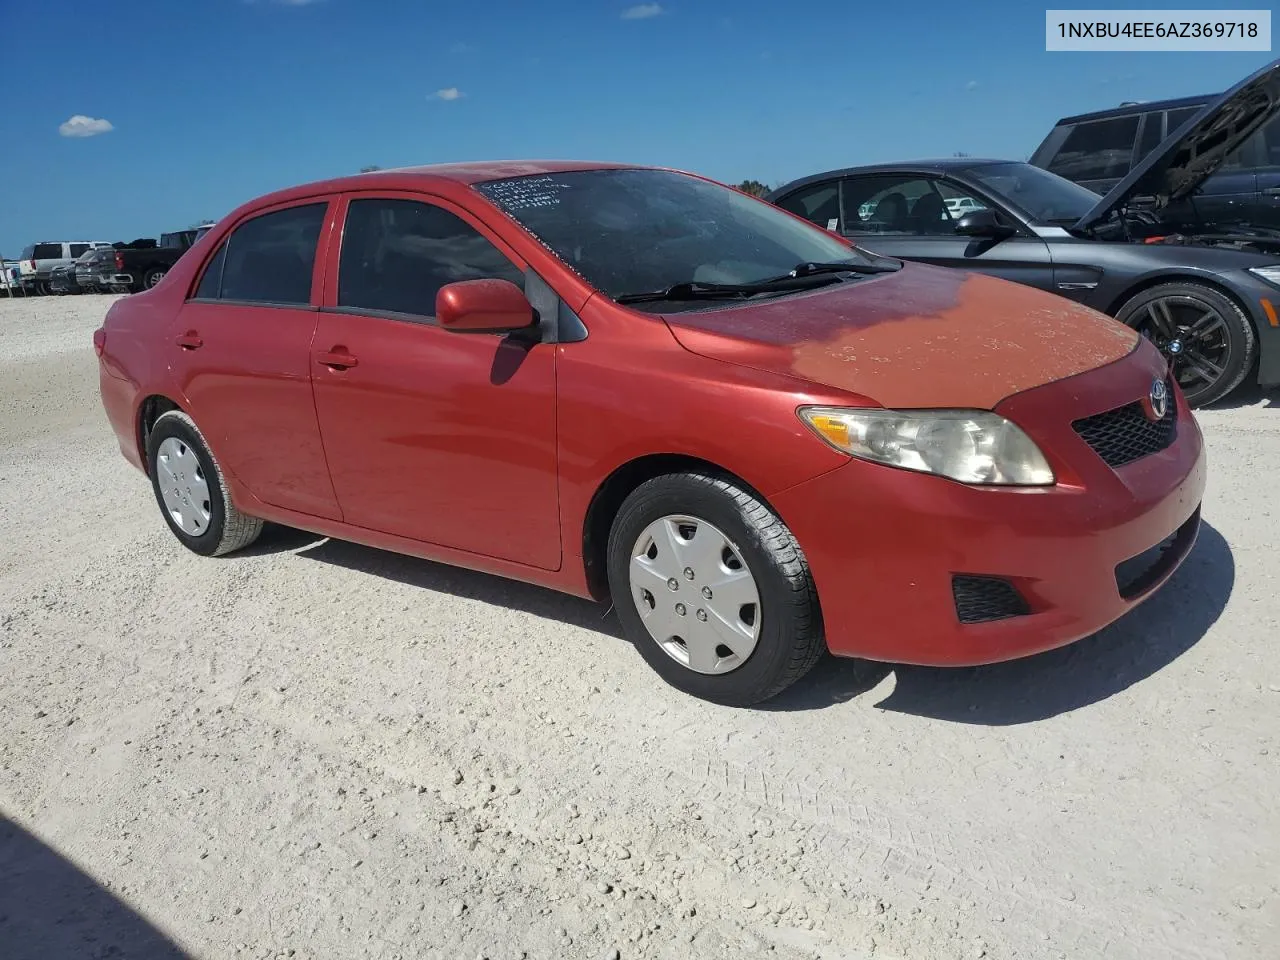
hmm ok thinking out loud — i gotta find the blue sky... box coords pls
[0,0,1274,255]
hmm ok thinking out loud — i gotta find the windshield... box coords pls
[964,162,1101,224]
[474,168,869,304]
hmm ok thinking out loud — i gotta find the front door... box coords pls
[169,199,342,520]
[310,193,561,570]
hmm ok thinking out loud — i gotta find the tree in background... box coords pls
[736,179,771,197]
[360,165,383,173]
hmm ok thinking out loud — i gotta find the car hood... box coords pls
[661,263,1140,410]
[1074,56,1280,231]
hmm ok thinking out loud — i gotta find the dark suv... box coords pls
[1029,93,1280,232]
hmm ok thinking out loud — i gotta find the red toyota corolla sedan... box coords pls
[95,161,1206,705]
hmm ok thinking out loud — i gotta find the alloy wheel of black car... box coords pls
[1115,283,1256,407]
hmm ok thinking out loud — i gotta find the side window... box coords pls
[1046,115,1140,182]
[775,183,841,230]
[69,243,91,258]
[1135,112,1165,162]
[1166,106,1202,135]
[337,198,524,319]
[218,203,327,305]
[1262,114,1280,166]
[194,242,228,299]
[840,177,946,235]
[33,243,63,259]
[933,181,992,222]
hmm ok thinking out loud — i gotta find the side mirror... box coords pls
[436,278,536,334]
[954,209,1014,239]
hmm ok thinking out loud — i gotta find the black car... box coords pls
[766,60,1280,407]
[1029,86,1279,234]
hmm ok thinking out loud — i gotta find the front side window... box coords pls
[775,183,841,230]
[337,198,523,318]
[474,169,867,301]
[217,203,327,305]
[840,177,945,235]
[1046,115,1140,182]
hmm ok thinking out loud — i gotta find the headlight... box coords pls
[798,406,1055,486]
[1247,266,1280,288]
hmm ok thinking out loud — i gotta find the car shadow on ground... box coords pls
[763,520,1234,723]
[254,519,1231,726]
[251,523,626,639]
[1203,381,1279,410]
[0,815,189,960]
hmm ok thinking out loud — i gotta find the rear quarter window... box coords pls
[33,243,64,259]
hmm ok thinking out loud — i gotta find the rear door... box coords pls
[1248,115,1280,229]
[169,199,343,520]
[309,191,561,569]
[835,174,1056,292]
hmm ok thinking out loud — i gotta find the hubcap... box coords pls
[1134,295,1229,395]
[628,515,761,675]
[147,271,166,288]
[156,437,212,536]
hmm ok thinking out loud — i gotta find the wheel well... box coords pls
[137,395,182,465]
[581,454,766,601]
[1105,274,1255,328]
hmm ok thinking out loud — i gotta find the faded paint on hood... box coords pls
[662,263,1140,410]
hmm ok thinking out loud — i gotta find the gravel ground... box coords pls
[1,294,1277,960]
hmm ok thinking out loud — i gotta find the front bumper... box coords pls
[772,342,1206,666]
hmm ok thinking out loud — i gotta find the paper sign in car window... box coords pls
[827,218,838,230]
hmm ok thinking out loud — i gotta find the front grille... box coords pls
[952,575,1030,624]
[1072,381,1176,468]
[1114,507,1201,599]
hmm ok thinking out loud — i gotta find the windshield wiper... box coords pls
[614,272,846,305]
[756,260,903,283]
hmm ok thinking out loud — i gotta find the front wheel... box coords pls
[1115,282,1256,407]
[146,410,263,556]
[606,472,825,706]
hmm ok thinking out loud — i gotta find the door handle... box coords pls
[175,332,203,350]
[316,348,358,370]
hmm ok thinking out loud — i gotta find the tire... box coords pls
[142,267,167,290]
[606,472,825,706]
[146,410,263,556]
[1115,282,1256,407]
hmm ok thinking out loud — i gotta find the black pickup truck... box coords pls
[99,225,213,293]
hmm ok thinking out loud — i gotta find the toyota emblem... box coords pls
[1149,379,1168,420]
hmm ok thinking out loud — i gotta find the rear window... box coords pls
[33,243,63,259]
[211,203,326,305]
[1046,115,1140,182]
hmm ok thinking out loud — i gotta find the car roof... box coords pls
[1052,92,1217,126]
[768,159,1012,198]
[242,160,646,211]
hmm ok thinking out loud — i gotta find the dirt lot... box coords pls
[1,293,1276,960]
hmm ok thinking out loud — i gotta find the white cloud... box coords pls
[433,87,463,101]
[58,115,114,138]
[965,80,979,91]
[621,3,662,19]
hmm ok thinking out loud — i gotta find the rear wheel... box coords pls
[1115,282,1256,407]
[142,267,167,290]
[146,410,263,556]
[606,472,825,706]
